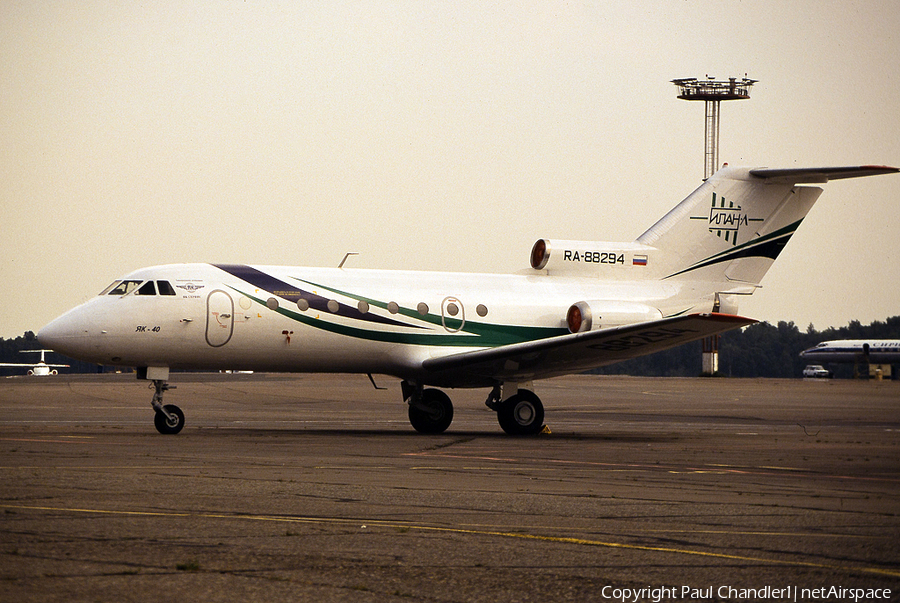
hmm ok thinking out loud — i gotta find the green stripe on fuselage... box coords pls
[232,285,566,347]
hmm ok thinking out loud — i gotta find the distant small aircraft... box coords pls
[800,340,900,364]
[0,349,69,376]
[39,165,898,435]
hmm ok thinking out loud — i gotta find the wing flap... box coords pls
[421,313,755,386]
[749,165,898,184]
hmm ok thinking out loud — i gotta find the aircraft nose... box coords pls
[38,316,72,354]
[38,307,92,360]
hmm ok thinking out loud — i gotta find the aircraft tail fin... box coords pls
[636,165,897,287]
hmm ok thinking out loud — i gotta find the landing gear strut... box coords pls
[150,379,184,435]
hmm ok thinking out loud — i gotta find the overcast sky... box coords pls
[1,1,898,339]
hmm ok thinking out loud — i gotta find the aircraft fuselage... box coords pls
[800,340,900,364]
[40,262,698,385]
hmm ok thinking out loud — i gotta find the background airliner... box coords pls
[0,349,70,376]
[800,340,900,364]
[39,165,897,435]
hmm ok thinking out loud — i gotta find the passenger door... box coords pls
[206,290,234,347]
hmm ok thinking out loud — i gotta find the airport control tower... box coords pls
[672,75,756,374]
[672,76,756,179]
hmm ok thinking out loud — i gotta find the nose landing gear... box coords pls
[150,379,184,435]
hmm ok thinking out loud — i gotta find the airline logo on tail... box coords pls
[691,193,764,245]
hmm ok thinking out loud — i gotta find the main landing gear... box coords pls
[404,382,454,434]
[403,381,545,436]
[150,379,185,435]
[487,387,545,436]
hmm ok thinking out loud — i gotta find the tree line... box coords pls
[590,316,900,378]
[0,331,103,376]
[2,316,899,378]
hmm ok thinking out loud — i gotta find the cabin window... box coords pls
[157,281,176,296]
[136,281,157,296]
[107,280,142,296]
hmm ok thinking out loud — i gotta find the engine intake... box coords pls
[565,300,663,333]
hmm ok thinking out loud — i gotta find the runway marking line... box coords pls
[2,503,897,579]
[404,451,899,483]
[0,438,93,445]
[0,466,205,470]
[642,529,875,539]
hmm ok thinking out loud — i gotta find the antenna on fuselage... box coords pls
[338,252,359,269]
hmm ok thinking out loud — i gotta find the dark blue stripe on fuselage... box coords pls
[213,264,414,328]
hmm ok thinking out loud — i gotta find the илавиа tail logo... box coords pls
[691,192,764,245]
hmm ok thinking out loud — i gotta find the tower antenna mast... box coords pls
[672,75,757,375]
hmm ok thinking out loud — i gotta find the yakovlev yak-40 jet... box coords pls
[39,165,898,435]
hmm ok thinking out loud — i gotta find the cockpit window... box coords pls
[106,280,143,296]
[136,281,157,296]
[102,279,176,296]
[99,281,121,296]
[157,280,176,296]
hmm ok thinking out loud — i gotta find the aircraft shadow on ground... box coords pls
[195,427,680,443]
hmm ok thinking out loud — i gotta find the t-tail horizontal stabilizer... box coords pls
[636,165,898,285]
[749,165,899,183]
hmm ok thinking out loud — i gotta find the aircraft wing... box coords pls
[421,313,755,387]
[749,165,898,184]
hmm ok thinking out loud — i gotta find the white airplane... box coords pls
[0,349,69,376]
[38,165,898,435]
[800,340,900,364]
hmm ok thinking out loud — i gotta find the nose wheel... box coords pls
[154,404,185,434]
[149,379,184,434]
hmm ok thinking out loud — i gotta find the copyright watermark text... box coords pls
[599,585,892,602]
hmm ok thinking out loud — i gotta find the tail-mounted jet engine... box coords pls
[565,300,663,333]
[530,239,655,275]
